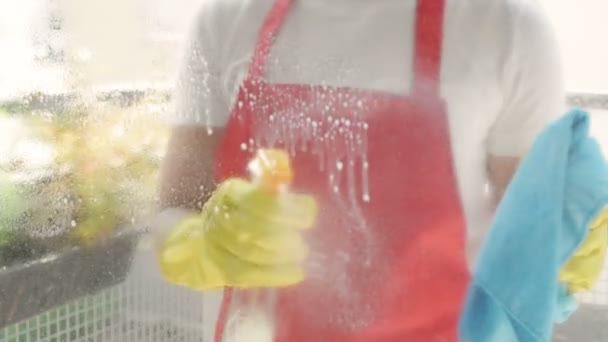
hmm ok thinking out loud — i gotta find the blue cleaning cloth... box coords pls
[459,109,608,342]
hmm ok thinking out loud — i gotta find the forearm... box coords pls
[159,153,214,211]
[153,127,223,250]
[487,155,520,207]
[159,126,223,211]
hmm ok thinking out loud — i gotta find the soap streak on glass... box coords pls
[225,86,378,340]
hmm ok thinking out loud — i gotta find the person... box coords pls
[156,0,565,340]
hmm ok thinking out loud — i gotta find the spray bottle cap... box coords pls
[248,149,294,192]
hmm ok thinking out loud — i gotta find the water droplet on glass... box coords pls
[357,100,363,108]
[336,161,344,171]
[71,220,77,227]
[238,101,244,109]
[362,194,371,202]
[240,143,247,151]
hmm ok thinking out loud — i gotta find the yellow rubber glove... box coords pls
[158,150,318,290]
[560,208,608,293]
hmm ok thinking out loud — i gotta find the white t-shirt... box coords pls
[171,0,565,265]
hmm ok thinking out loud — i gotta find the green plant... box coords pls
[0,174,34,265]
[24,100,168,245]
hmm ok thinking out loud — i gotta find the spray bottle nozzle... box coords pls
[248,149,294,192]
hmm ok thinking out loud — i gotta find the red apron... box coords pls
[215,0,470,340]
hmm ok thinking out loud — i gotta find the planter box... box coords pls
[0,229,139,328]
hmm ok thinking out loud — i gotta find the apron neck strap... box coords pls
[412,0,445,95]
[248,0,445,96]
[248,0,293,79]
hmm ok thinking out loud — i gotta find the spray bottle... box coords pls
[220,149,317,342]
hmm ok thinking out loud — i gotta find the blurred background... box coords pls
[0,0,606,341]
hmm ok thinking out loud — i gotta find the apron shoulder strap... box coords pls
[248,0,293,79]
[249,0,446,97]
[413,0,445,95]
